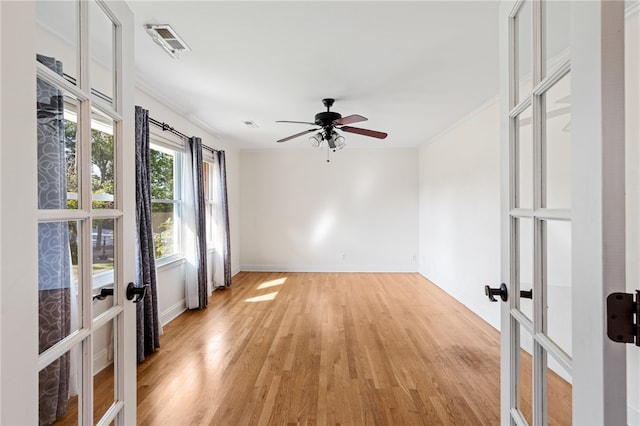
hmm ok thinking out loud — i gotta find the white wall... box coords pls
[240,148,419,272]
[418,101,502,330]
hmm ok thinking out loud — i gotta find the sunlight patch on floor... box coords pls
[257,277,287,290]
[207,334,224,352]
[245,291,279,303]
[204,333,230,367]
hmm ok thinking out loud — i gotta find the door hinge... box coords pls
[606,290,639,346]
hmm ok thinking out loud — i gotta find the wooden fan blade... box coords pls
[277,128,319,143]
[276,120,317,126]
[333,114,367,125]
[340,126,388,139]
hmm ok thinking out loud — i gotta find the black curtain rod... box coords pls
[149,117,219,153]
[149,117,189,139]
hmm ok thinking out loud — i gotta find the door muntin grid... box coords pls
[36,0,126,424]
[508,0,572,424]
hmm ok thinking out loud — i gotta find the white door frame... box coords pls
[570,2,627,424]
[499,1,627,425]
[0,1,137,424]
[113,1,137,423]
[1,2,40,423]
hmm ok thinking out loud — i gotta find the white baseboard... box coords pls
[93,348,111,375]
[240,264,417,273]
[160,299,187,327]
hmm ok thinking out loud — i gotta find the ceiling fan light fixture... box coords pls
[309,133,323,148]
[334,135,346,150]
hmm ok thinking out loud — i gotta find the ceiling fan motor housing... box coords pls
[315,111,341,127]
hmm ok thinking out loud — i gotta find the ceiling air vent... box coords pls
[145,24,191,59]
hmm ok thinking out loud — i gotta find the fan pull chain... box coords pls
[326,145,330,163]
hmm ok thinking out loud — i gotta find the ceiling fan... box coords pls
[276,98,388,150]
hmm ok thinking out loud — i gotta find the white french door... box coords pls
[499,1,629,425]
[0,1,137,424]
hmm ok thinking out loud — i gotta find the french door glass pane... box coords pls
[37,81,80,210]
[544,73,571,209]
[39,221,81,354]
[91,108,115,209]
[36,0,78,84]
[91,219,116,292]
[547,367,572,425]
[93,294,114,319]
[93,319,116,424]
[516,0,533,104]
[545,219,572,357]
[39,345,81,425]
[517,106,533,209]
[90,0,115,105]
[545,1,570,77]
[518,325,534,425]
[518,217,534,321]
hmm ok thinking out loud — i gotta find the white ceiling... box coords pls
[127,1,500,150]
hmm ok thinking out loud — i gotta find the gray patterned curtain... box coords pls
[36,54,71,426]
[189,137,208,308]
[213,150,232,288]
[134,106,160,363]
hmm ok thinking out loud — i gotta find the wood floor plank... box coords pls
[54,272,571,425]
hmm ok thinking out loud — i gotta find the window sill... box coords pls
[156,255,186,272]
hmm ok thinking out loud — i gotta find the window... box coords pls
[150,143,182,260]
[203,160,217,249]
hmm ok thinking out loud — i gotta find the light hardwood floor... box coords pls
[60,272,572,425]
